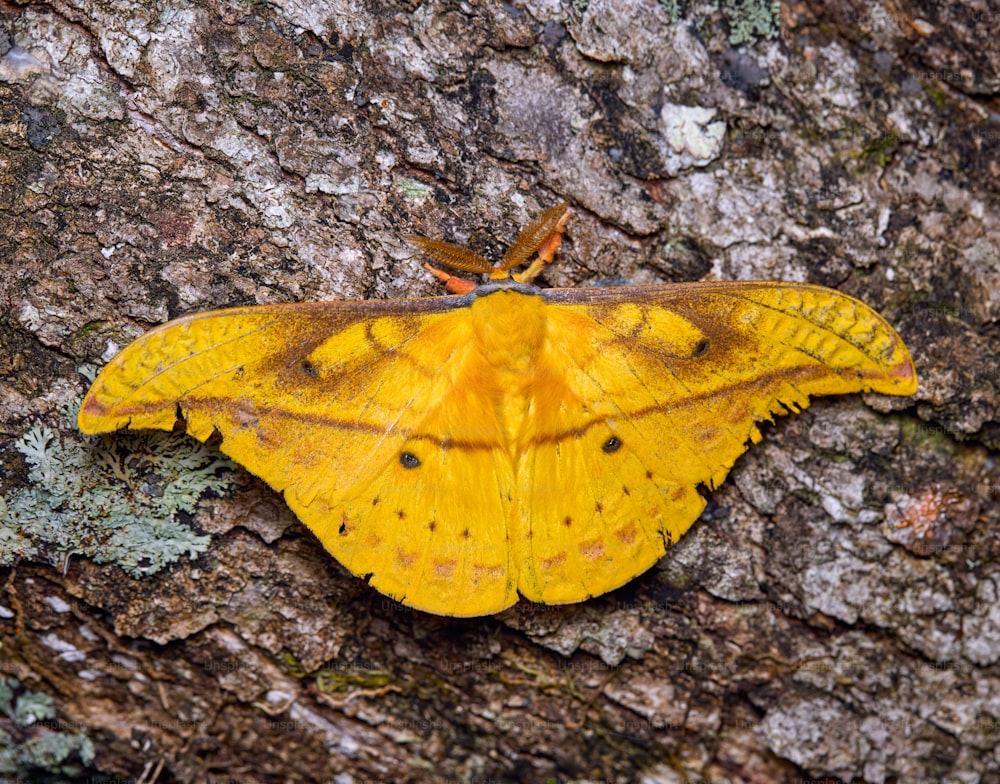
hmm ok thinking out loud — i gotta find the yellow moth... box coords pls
[79,203,917,616]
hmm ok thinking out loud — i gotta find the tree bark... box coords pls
[1,1,998,782]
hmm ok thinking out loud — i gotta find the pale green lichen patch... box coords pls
[657,0,682,24]
[0,396,234,577]
[395,176,433,204]
[723,0,781,45]
[0,676,95,779]
[0,676,56,726]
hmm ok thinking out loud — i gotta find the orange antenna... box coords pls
[508,202,570,284]
[499,202,570,272]
[409,201,572,291]
[406,236,494,275]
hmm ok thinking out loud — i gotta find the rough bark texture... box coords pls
[1,0,999,782]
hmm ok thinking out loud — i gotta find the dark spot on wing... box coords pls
[595,501,603,513]
[372,496,380,506]
[461,528,471,539]
[622,485,630,496]
[564,516,572,527]
[400,452,421,468]
[300,359,320,378]
[692,338,710,357]
[428,520,436,532]
[602,436,622,454]
[397,510,406,520]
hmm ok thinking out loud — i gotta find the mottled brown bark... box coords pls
[1,1,998,782]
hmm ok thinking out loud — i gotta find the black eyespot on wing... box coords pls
[400,452,421,468]
[301,359,320,378]
[692,338,710,358]
[602,436,622,454]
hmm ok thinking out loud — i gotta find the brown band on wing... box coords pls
[523,367,821,444]
[100,395,390,438]
[95,356,855,452]
[271,362,835,448]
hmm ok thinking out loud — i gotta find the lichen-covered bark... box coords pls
[1,1,998,782]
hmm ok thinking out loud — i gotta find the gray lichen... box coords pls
[657,0,682,24]
[0,393,234,577]
[723,0,781,45]
[0,677,95,781]
[0,676,55,726]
